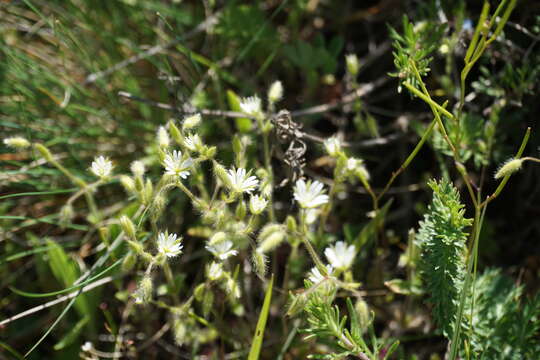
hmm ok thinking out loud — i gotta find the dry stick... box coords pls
[118,76,397,149]
[84,12,221,84]
[0,276,116,327]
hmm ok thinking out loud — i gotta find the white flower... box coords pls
[157,232,183,258]
[130,160,145,177]
[268,81,283,103]
[182,113,202,130]
[308,265,334,284]
[324,241,356,270]
[206,240,238,260]
[90,156,113,178]
[226,167,259,194]
[157,126,170,148]
[163,150,194,179]
[207,262,224,281]
[184,134,202,152]
[239,96,262,117]
[3,136,30,149]
[324,136,342,157]
[345,53,360,76]
[249,195,268,214]
[293,179,329,209]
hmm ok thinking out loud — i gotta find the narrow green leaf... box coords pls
[248,275,274,360]
[10,258,121,298]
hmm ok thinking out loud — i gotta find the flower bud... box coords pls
[130,160,145,177]
[142,179,153,204]
[494,158,524,179]
[235,201,247,220]
[157,126,170,148]
[213,161,233,189]
[345,54,360,76]
[287,292,308,317]
[182,113,201,131]
[34,143,53,161]
[209,231,227,245]
[59,204,74,227]
[119,215,136,240]
[286,215,297,233]
[268,80,283,104]
[120,175,136,194]
[324,136,342,157]
[168,120,183,145]
[134,276,153,304]
[355,299,371,330]
[3,136,30,149]
[252,250,267,278]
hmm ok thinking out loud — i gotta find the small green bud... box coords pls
[202,288,214,317]
[257,231,286,253]
[150,193,166,222]
[168,120,183,145]
[120,175,136,194]
[286,215,297,233]
[258,223,283,241]
[346,53,360,76]
[134,276,153,304]
[59,204,74,227]
[494,158,524,179]
[235,201,247,220]
[287,292,308,317]
[142,179,153,204]
[34,143,53,161]
[252,250,267,278]
[355,299,371,330]
[213,161,233,189]
[202,146,217,159]
[119,215,136,240]
[232,135,243,156]
[98,226,109,245]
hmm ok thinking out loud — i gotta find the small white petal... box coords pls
[90,156,113,178]
[293,179,329,209]
[324,241,356,270]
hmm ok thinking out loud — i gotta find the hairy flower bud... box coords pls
[120,175,136,194]
[134,276,153,304]
[34,143,53,161]
[3,136,30,149]
[252,250,267,278]
[119,215,136,240]
[494,158,524,179]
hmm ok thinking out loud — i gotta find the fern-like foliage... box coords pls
[415,178,472,337]
[463,269,540,359]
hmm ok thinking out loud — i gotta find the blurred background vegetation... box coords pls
[1,0,539,358]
